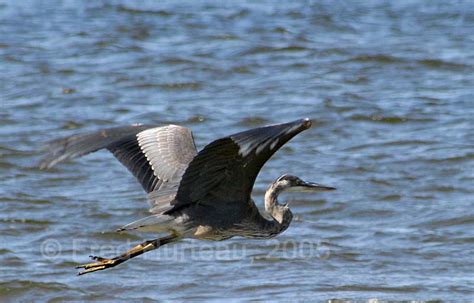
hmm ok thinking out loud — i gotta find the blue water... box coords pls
[1,1,473,301]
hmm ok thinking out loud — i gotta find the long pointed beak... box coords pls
[289,180,336,192]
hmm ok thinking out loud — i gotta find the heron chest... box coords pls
[193,225,233,241]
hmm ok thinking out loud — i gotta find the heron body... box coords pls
[40,118,335,275]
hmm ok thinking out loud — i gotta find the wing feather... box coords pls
[166,119,312,215]
[40,124,198,212]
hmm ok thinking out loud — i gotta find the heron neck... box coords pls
[261,183,293,234]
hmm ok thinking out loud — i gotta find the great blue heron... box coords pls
[40,118,335,275]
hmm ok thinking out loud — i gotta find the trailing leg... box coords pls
[76,234,177,275]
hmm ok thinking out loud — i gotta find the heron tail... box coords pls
[117,214,174,233]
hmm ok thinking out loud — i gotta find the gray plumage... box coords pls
[40,118,335,275]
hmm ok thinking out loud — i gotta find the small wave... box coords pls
[348,54,468,71]
[0,280,73,297]
[329,251,364,262]
[0,195,52,205]
[380,194,402,201]
[431,185,468,193]
[417,59,468,70]
[350,114,406,123]
[349,114,434,124]
[423,153,474,163]
[349,54,404,64]
[160,57,198,65]
[316,284,421,293]
[343,140,436,152]
[207,33,240,41]
[349,209,394,218]
[60,121,84,130]
[368,178,392,186]
[240,45,309,56]
[251,255,288,263]
[1,218,52,225]
[380,140,438,147]
[166,282,200,292]
[186,115,206,124]
[131,82,202,90]
[231,66,253,74]
[420,215,474,228]
[236,283,282,292]
[308,204,345,216]
[115,5,171,16]
[0,248,13,255]
[237,117,270,127]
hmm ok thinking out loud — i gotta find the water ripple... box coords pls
[1,0,473,301]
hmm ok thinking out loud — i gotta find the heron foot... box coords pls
[75,236,176,276]
[76,255,119,275]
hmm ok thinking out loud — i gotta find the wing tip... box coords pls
[302,118,312,129]
[282,118,312,137]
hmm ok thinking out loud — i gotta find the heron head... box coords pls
[275,174,336,192]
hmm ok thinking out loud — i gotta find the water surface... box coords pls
[1,1,473,301]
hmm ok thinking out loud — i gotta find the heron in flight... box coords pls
[40,118,335,275]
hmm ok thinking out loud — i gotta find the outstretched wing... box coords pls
[166,118,312,215]
[40,124,198,210]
